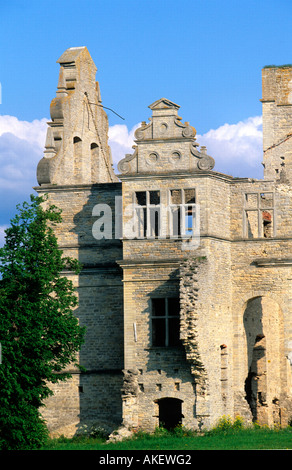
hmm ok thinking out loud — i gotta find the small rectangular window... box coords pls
[151,298,180,347]
[170,189,182,204]
[260,193,273,208]
[245,210,258,238]
[184,189,196,204]
[244,192,274,238]
[134,190,161,238]
[152,318,166,347]
[149,190,160,205]
[171,207,181,236]
[245,193,258,209]
[169,188,196,238]
[262,210,273,238]
[152,298,166,316]
[168,298,180,316]
[185,208,194,236]
[135,191,147,206]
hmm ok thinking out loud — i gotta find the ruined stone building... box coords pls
[35,47,292,436]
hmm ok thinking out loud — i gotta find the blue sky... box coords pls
[0,0,292,243]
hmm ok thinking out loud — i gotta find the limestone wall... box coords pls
[36,182,124,435]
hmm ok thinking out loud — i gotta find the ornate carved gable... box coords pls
[118,98,215,175]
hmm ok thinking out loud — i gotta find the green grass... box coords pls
[41,426,292,451]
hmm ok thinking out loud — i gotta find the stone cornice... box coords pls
[254,258,292,267]
[117,258,182,269]
[34,182,121,192]
[118,170,237,183]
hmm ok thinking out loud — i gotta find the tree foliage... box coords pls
[0,195,85,449]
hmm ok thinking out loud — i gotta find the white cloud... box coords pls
[108,123,140,167]
[0,225,8,247]
[0,115,47,193]
[0,115,47,245]
[0,115,47,148]
[197,116,263,178]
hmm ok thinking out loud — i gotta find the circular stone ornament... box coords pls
[146,152,159,165]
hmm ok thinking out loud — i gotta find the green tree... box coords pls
[0,195,85,449]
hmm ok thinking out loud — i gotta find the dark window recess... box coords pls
[152,318,166,347]
[151,298,180,347]
[150,191,160,205]
[135,191,147,206]
[152,298,165,315]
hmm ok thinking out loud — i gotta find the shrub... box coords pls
[209,415,245,434]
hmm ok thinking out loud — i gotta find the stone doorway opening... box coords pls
[158,398,183,430]
[243,296,285,426]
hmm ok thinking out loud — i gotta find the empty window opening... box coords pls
[169,188,196,237]
[262,211,273,238]
[158,398,183,430]
[151,298,180,347]
[243,296,283,425]
[245,211,258,238]
[244,192,274,238]
[134,190,160,238]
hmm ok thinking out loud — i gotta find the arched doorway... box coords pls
[158,398,183,430]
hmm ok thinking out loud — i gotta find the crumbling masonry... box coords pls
[35,47,292,436]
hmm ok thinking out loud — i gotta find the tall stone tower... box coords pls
[37,46,117,185]
[36,48,123,436]
[261,65,292,182]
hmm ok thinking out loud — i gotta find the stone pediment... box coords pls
[134,97,194,142]
[149,98,180,111]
